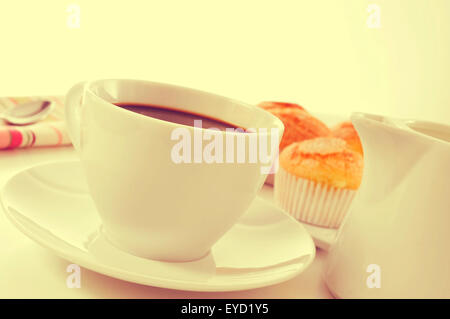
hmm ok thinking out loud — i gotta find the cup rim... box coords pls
[82,78,285,136]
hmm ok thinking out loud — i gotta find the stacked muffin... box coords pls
[258,101,363,229]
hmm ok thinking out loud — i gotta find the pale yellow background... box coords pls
[0,0,449,122]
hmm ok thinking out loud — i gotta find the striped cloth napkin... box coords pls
[0,96,71,150]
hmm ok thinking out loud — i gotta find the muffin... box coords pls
[258,101,331,151]
[274,137,363,228]
[258,101,306,112]
[332,121,363,155]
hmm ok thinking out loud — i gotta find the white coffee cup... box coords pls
[65,79,284,261]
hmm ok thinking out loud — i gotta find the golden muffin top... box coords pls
[279,137,363,190]
[258,101,331,150]
[258,101,306,112]
[332,121,363,155]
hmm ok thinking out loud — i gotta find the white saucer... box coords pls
[297,223,337,251]
[0,161,315,292]
[258,185,338,251]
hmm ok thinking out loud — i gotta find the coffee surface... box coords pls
[115,103,241,131]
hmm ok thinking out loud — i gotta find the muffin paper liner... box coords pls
[274,167,356,229]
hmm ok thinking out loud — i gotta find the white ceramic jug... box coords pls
[325,113,450,298]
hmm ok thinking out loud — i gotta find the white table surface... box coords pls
[0,147,332,298]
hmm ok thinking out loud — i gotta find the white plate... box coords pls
[0,161,316,292]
